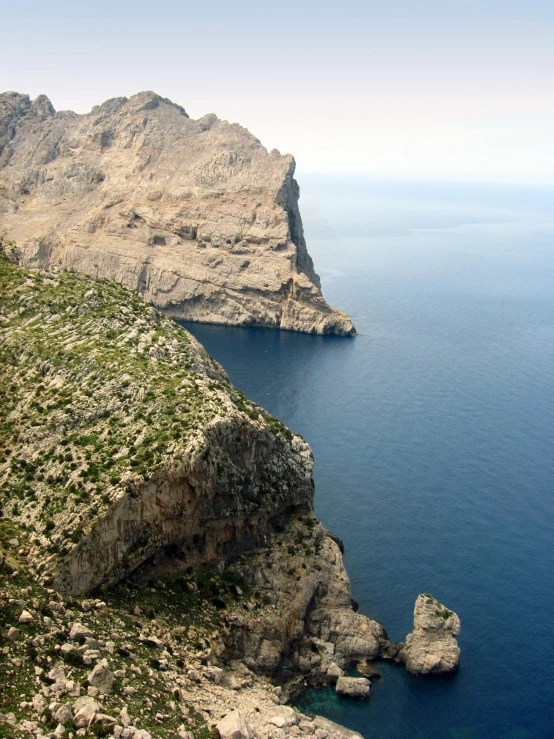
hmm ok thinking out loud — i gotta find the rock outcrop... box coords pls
[0,90,355,335]
[0,540,364,738]
[220,515,397,684]
[0,248,314,594]
[0,249,460,738]
[399,594,461,674]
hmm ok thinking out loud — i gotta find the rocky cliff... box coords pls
[0,90,355,335]
[0,249,459,738]
[0,245,314,595]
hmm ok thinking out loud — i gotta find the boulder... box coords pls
[72,696,100,729]
[32,694,45,713]
[69,623,94,641]
[356,660,381,679]
[216,709,251,739]
[204,666,224,684]
[53,703,73,724]
[268,706,298,728]
[18,610,33,624]
[400,594,461,674]
[47,666,68,691]
[140,635,163,649]
[327,662,344,680]
[94,713,117,733]
[87,659,114,694]
[335,676,371,700]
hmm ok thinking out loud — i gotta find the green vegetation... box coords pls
[0,519,245,738]
[422,594,452,619]
[0,246,298,567]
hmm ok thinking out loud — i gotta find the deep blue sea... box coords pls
[180,175,554,739]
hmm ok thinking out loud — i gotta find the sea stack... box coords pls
[400,594,461,674]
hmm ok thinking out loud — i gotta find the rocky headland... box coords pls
[0,245,459,739]
[0,90,354,335]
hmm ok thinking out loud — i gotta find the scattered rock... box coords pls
[205,666,224,684]
[216,709,251,739]
[268,706,298,728]
[69,623,94,641]
[119,706,131,726]
[32,694,45,713]
[95,601,109,617]
[53,703,73,724]
[7,627,21,641]
[72,696,100,729]
[87,658,114,694]
[141,635,163,649]
[95,712,118,732]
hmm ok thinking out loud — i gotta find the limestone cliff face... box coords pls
[0,90,355,335]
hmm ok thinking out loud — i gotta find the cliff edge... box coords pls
[0,90,355,335]
[0,249,459,739]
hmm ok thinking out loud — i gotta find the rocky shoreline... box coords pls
[0,248,460,738]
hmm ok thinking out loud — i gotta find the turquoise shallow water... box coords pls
[180,176,554,738]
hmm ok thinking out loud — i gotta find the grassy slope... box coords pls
[0,249,291,573]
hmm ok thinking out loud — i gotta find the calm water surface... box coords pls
[180,176,554,738]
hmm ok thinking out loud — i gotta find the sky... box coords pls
[1,0,553,184]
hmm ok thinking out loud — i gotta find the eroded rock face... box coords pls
[0,253,313,594]
[400,594,461,674]
[0,90,355,335]
[220,516,397,682]
[0,250,462,739]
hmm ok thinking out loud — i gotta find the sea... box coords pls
[179,175,554,739]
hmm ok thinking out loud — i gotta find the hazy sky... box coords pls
[2,0,553,183]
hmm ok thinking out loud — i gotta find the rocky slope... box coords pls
[0,90,355,335]
[0,522,363,739]
[0,242,314,595]
[0,248,460,738]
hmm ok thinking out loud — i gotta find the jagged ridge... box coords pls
[0,90,355,335]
